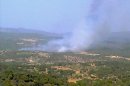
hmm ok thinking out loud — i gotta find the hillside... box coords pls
[0,28,61,50]
[89,31,130,57]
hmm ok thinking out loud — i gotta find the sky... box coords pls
[0,0,88,33]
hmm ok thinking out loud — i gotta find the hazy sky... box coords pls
[0,0,87,33]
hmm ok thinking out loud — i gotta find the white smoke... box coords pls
[56,0,130,52]
[31,0,130,52]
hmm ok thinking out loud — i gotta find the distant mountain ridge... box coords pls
[0,27,62,37]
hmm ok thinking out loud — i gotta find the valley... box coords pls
[0,29,130,86]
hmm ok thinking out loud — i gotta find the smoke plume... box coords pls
[31,0,130,52]
[52,0,130,52]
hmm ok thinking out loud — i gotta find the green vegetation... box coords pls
[1,61,130,86]
[0,51,130,86]
[0,29,130,86]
